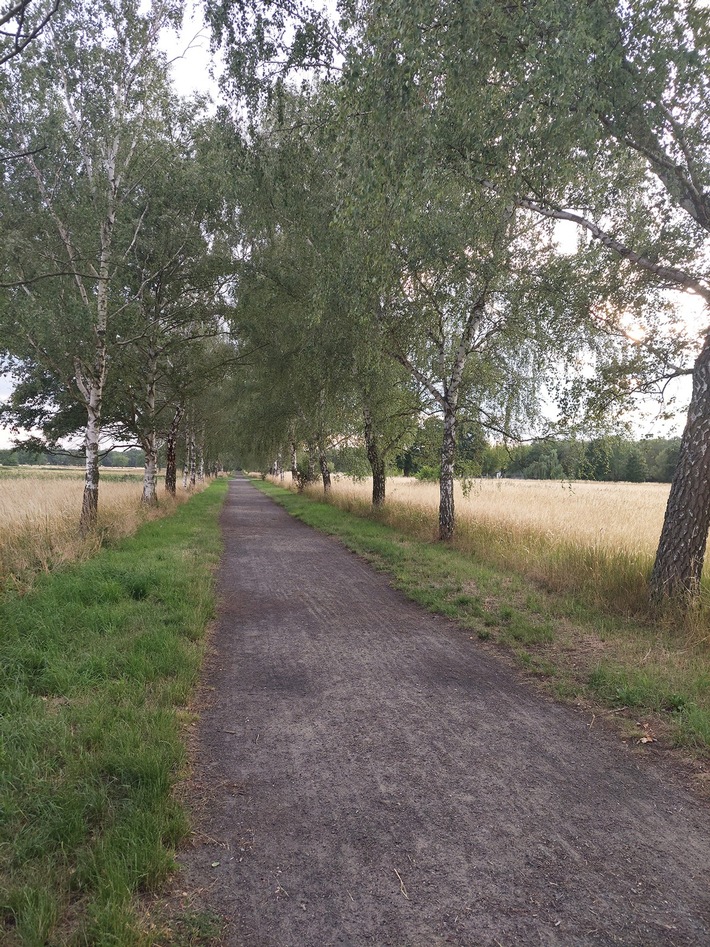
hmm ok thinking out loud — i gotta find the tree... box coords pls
[469,0,710,600]
[0,0,60,67]
[0,0,182,530]
[625,447,649,483]
[109,115,235,503]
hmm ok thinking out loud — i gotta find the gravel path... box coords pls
[178,477,710,946]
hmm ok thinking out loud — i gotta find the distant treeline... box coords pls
[332,420,680,484]
[0,448,146,468]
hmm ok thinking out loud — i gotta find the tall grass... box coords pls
[0,469,195,591]
[282,475,705,620]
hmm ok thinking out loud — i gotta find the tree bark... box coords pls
[141,355,158,505]
[141,434,158,505]
[197,427,205,483]
[319,442,331,493]
[307,440,317,482]
[650,336,710,603]
[439,403,457,541]
[79,383,101,533]
[189,428,197,489]
[289,440,298,481]
[182,427,190,490]
[165,406,182,496]
[363,404,386,506]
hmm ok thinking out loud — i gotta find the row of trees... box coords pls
[205,0,710,603]
[0,0,242,524]
[0,447,146,467]
[4,1,710,607]
[380,424,680,484]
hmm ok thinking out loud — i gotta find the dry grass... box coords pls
[323,476,670,553]
[282,474,698,619]
[0,468,197,591]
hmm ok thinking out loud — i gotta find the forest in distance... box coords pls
[3,0,710,605]
[0,434,680,484]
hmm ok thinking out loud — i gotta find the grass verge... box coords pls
[255,480,710,765]
[0,478,228,946]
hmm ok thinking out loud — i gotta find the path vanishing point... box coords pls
[177,476,710,946]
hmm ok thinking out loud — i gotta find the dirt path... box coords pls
[178,477,710,946]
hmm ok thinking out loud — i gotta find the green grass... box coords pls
[255,480,710,756]
[0,479,227,946]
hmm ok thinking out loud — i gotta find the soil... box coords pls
[176,476,710,946]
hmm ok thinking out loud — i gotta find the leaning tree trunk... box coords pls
[363,404,386,506]
[439,402,457,542]
[165,406,183,496]
[319,442,331,493]
[650,337,710,603]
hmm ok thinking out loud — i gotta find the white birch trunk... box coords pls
[141,354,158,505]
[141,435,158,505]
[198,427,205,483]
[80,381,102,533]
[439,403,457,541]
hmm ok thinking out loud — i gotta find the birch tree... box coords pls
[112,117,234,504]
[362,0,710,600]
[0,0,181,530]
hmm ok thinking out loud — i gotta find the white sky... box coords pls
[164,1,219,101]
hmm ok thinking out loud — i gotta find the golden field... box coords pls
[319,475,670,555]
[0,467,187,589]
[284,474,688,615]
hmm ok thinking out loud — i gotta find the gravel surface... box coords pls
[178,476,710,946]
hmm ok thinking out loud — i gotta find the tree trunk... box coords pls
[141,357,158,505]
[165,406,182,496]
[307,440,317,482]
[319,443,331,493]
[363,404,386,506]
[182,427,190,490]
[79,384,101,534]
[290,440,298,481]
[439,404,457,541]
[650,337,710,603]
[141,434,158,505]
[197,427,205,483]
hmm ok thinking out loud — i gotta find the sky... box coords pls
[164,1,218,101]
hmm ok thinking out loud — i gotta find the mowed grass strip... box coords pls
[255,480,710,759]
[0,478,227,946]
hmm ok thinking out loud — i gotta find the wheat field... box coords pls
[317,475,671,555]
[0,468,185,588]
[283,474,680,611]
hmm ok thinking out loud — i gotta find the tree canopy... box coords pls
[3,0,710,603]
